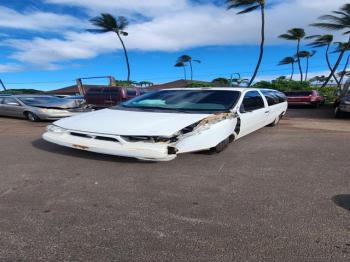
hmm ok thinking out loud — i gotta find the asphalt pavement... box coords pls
[0,107,349,261]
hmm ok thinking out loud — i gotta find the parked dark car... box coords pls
[334,79,350,118]
[284,90,325,107]
[84,86,143,109]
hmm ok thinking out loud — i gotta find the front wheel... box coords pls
[210,137,230,154]
[334,106,344,118]
[25,112,40,122]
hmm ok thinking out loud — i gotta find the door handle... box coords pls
[265,111,270,113]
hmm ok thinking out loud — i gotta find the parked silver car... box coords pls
[0,95,92,121]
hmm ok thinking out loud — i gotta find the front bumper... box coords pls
[42,131,177,161]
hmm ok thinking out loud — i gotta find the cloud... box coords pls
[0,63,24,73]
[0,6,84,31]
[45,0,188,16]
[3,0,350,69]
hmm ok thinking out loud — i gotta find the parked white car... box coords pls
[43,88,287,161]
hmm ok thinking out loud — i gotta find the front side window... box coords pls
[120,90,241,113]
[3,97,20,105]
[240,91,265,113]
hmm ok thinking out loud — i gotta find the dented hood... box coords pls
[54,108,211,137]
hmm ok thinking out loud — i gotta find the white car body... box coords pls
[43,88,287,161]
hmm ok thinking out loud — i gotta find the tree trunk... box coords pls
[305,57,309,82]
[116,32,131,84]
[183,66,187,80]
[322,37,350,88]
[291,62,294,80]
[325,44,340,85]
[189,60,193,81]
[339,54,350,85]
[296,39,303,82]
[248,4,265,87]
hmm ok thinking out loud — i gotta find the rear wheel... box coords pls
[268,115,281,127]
[25,112,40,122]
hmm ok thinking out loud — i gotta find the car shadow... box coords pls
[31,139,154,164]
[286,105,350,120]
[332,194,350,211]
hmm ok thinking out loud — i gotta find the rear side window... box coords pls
[240,91,265,112]
[261,90,279,106]
[275,91,287,103]
[126,88,137,96]
[261,90,287,105]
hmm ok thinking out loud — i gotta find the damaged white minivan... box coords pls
[43,88,287,161]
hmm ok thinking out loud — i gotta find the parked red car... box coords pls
[284,90,325,107]
[84,86,145,109]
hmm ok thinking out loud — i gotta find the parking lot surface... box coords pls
[0,107,349,261]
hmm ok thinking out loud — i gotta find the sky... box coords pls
[0,0,349,90]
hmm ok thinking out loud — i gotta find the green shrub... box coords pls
[185,81,212,87]
[253,79,338,104]
[253,79,311,91]
[0,89,43,94]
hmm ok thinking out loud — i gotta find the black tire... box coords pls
[313,103,320,108]
[334,106,344,118]
[211,137,230,154]
[25,112,40,122]
[268,115,281,127]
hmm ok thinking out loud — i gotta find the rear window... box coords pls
[284,91,312,96]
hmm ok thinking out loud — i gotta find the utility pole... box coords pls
[0,79,6,91]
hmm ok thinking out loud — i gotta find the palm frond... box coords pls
[278,56,295,65]
[89,13,129,34]
[177,55,192,63]
[174,62,185,67]
[237,4,260,14]
[311,22,345,30]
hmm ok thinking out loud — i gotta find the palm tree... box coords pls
[306,34,340,85]
[333,42,350,85]
[88,14,131,83]
[279,28,306,82]
[227,0,265,86]
[337,70,350,85]
[278,56,297,80]
[311,4,350,87]
[310,75,327,86]
[174,62,187,80]
[176,55,201,81]
[297,50,316,81]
